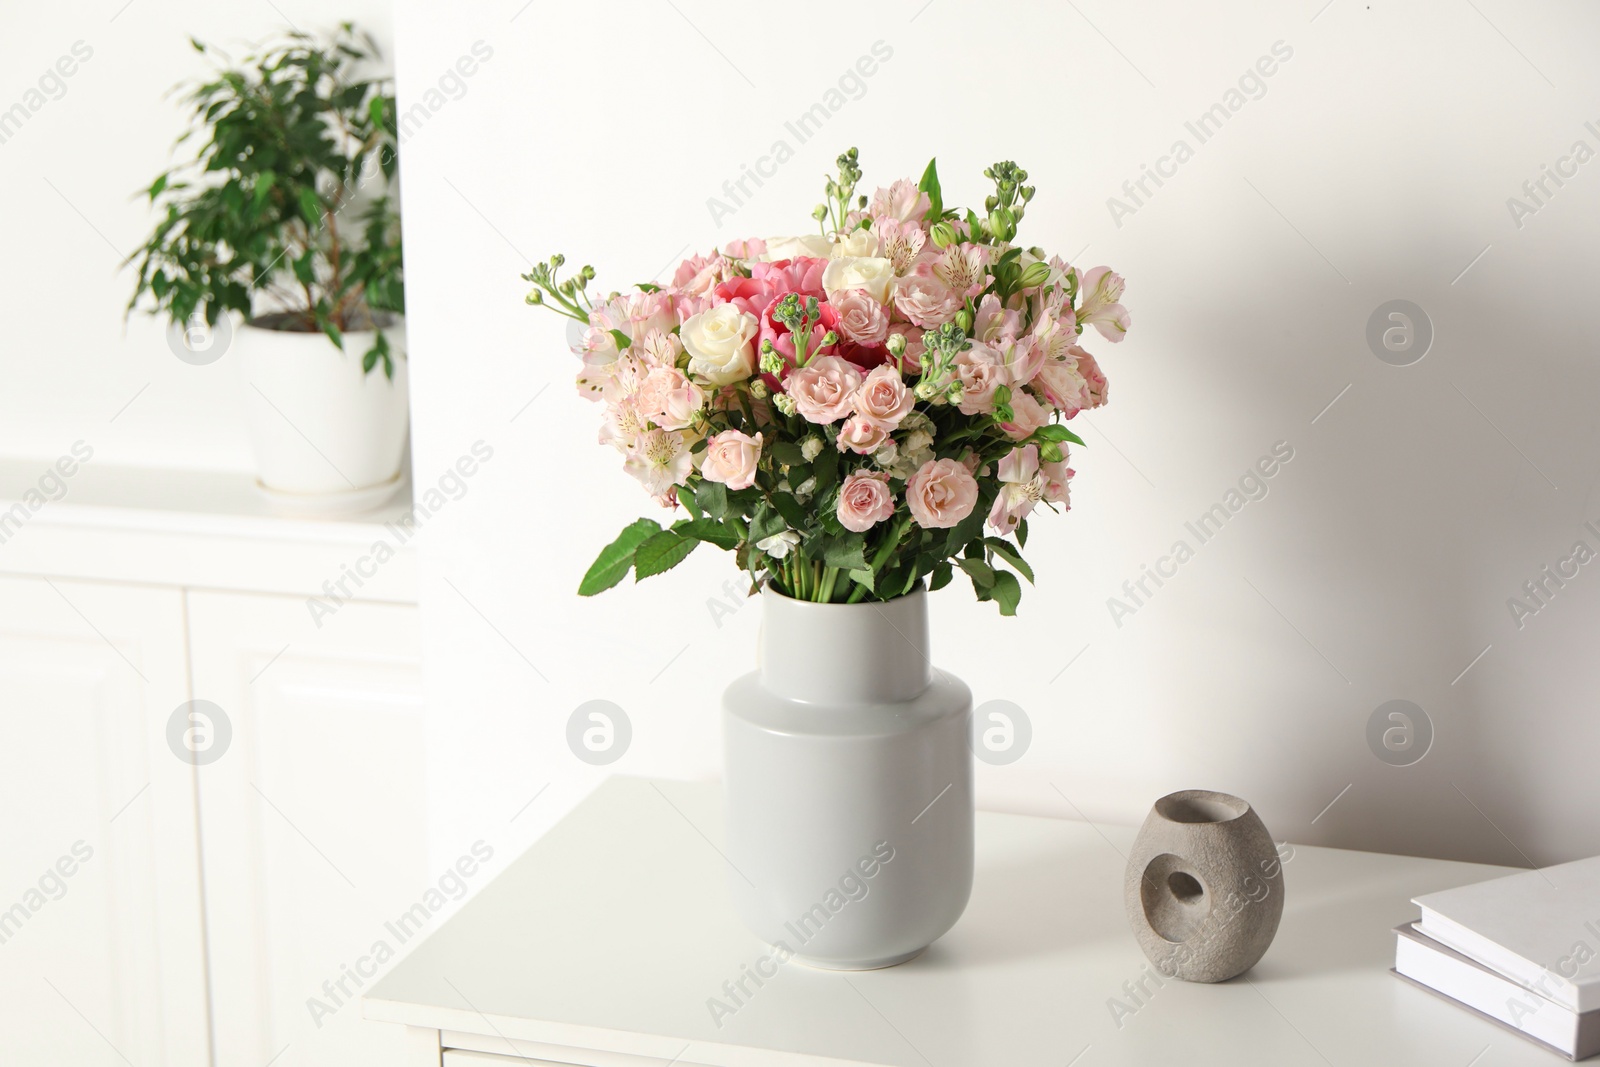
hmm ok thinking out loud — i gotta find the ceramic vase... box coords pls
[1123,789,1285,982]
[722,584,973,969]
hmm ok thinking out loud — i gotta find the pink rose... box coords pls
[952,342,1006,415]
[785,355,862,424]
[672,253,730,297]
[1075,347,1109,407]
[634,367,705,432]
[836,414,889,454]
[1034,356,1090,415]
[701,429,763,490]
[836,470,896,532]
[832,288,889,346]
[906,458,979,529]
[853,365,914,428]
[999,390,1050,441]
[893,274,963,329]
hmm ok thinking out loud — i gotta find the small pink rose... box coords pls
[832,288,890,346]
[785,355,862,424]
[634,367,705,432]
[837,470,896,532]
[853,365,914,427]
[701,429,763,490]
[999,390,1050,441]
[952,342,1006,415]
[893,274,963,329]
[836,414,890,455]
[905,457,979,529]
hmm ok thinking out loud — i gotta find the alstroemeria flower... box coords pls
[987,444,1044,535]
[623,428,693,496]
[1076,266,1131,342]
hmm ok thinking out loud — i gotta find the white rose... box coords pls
[761,235,832,261]
[830,229,881,260]
[681,305,759,386]
[822,256,897,304]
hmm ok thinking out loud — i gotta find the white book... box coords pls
[1394,923,1600,1061]
[1413,854,1600,1014]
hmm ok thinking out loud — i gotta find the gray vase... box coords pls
[722,584,973,969]
[1123,789,1285,982]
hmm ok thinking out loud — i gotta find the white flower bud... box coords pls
[800,436,823,461]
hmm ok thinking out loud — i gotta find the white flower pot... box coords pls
[235,315,409,512]
[722,585,974,969]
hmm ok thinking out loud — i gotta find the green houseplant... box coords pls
[126,23,411,509]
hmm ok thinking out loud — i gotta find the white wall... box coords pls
[0,0,395,471]
[391,0,1600,871]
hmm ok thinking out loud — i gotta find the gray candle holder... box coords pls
[1123,789,1285,983]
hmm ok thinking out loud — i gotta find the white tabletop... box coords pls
[365,777,1554,1067]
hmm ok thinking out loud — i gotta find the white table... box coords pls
[365,777,1557,1066]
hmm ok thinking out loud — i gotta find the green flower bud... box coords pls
[772,393,797,416]
[749,379,769,399]
[525,289,544,305]
[1018,260,1052,289]
[929,221,958,248]
[988,208,1016,242]
[913,379,941,401]
[886,333,907,357]
[954,309,973,333]
[820,331,838,347]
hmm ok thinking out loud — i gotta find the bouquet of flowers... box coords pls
[524,150,1129,613]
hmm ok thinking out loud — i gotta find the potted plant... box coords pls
[126,23,408,514]
[524,150,1130,968]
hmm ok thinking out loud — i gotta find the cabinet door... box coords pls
[186,590,427,1067]
[0,575,209,1067]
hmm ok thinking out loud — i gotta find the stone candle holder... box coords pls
[1123,789,1285,983]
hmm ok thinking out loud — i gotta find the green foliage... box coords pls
[125,23,404,377]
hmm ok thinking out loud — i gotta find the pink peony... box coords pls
[832,288,889,346]
[952,342,1006,415]
[672,253,732,297]
[634,367,705,432]
[853,364,914,428]
[784,355,862,424]
[837,470,896,532]
[870,179,932,225]
[906,458,979,529]
[1034,355,1091,415]
[700,429,763,490]
[836,414,890,454]
[893,274,964,329]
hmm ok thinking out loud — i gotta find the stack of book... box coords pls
[1394,855,1600,1061]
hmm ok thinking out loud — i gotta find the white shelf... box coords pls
[0,458,418,601]
[365,777,1552,1067]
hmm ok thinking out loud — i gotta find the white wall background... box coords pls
[392,0,1600,873]
[0,0,395,471]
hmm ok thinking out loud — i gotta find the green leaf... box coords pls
[297,187,323,227]
[636,282,661,293]
[675,518,739,550]
[578,518,661,596]
[608,328,632,351]
[321,319,344,350]
[770,441,807,467]
[985,537,1035,584]
[918,157,943,222]
[990,570,1022,616]
[633,530,699,579]
[958,557,996,588]
[1032,424,1087,447]
[1015,518,1029,550]
[847,568,875,593]
[695,479,728,520]
[945,504,986,555]
[929,560,953,591]
[822,532,868,571]
[252,171,275,208]
[770,492,807,530]
[679,490,702,522]
[748,502,786,542]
